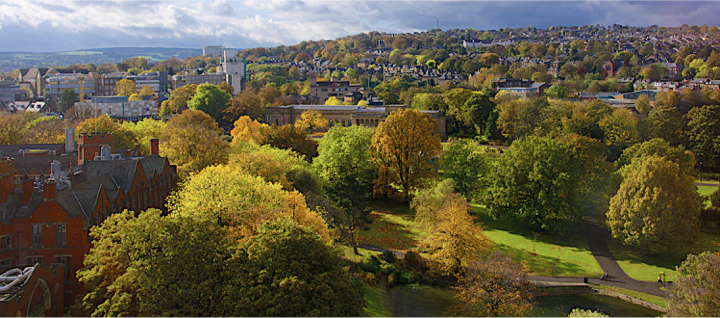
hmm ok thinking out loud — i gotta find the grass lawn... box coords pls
[471,204,603,278]
[363,285,392,317]
[697,182,718,207]
[340,246,383,263]
[356,198,427,252]
[607,231,720,282]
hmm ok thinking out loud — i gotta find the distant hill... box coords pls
[0,47,210,73]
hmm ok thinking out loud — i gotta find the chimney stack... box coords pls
[65,127,75,153]
[134,144,142,157]
[149,138,159,155]
[43,180,56,201]
[22,179,33,206]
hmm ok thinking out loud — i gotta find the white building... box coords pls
[134,71,168,95]
[44,73,95,100]
[203,45,224,57]
[220,49,246,93]
[75,96,158,121]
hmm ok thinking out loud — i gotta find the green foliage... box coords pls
[687,105,720,168]
[313,124,376,187]
[263,124,319,161]
[667,252,720,317]
[381,250,398,264]
[615,138,696,178]
[120,118,166,155]
[358,255,382,274]
[440,140,498,202]
[608,155,702,253]
[187,83,231,123]
[711,188,720,208]
[486,136,582,232]
[224,218,365,316]
[160,109,229,178]
[58,89,76,112]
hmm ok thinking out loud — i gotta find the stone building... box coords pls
[265,105,446,136]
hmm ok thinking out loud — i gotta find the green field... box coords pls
[697,181,718,207]
[363,285,392,317]
[57,51,103,55]
[607,231,720,282]
[471,204,603,277]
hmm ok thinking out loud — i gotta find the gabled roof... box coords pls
[82,160,140,193]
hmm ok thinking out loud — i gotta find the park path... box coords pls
[530,216,669,298]
[357,216,670,298]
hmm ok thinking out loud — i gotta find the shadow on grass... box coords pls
[470,204,592,251]
[606,231,720,281]
[496,243,592,277]
[357,198,423,251]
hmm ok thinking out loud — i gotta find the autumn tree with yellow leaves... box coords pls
[294,108,328,131]
[114,78,137,97]
[370,108,441,201]
[230,116,269,145]
[160,109,229,179]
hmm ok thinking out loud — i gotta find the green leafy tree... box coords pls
[568,308,609,317]
[648,103,685,146]
[187,83,231,123]
[607,155,702,253]
[370,109,442,201]
[114,79,137,97]
[76,209,230,317]
[440,140,498,202]
[460,92,496,135]
[75,116,137,149]
[313,125,376,187]
[687,105,720,168]
[58,89,76,112]
[486,136,582,232]
[161,84,197,116]
[223,218,365,316]
[667,252,720,317]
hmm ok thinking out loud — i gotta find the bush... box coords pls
[381,250,397,264]
[358,255,381,274]
[399,272,420,285]
[364,272,376,286]
[380,263,399,275]
[711,188,720,207]
[402,250,424,271]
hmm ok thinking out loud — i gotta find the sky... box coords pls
[0,0,719,53]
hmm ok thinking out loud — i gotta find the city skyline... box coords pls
[0,0,718,52]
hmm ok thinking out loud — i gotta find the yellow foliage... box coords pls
[324,96,343,105]
[160,110,228,179]
[168,164,329,242]
[229,142,308,191]
[370,108,441,201]
[294,108,328,131]
[230,116,269,145]
[139,84,154,96]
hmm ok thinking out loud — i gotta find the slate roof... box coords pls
[1,190,44,223]
[82,160,139,193]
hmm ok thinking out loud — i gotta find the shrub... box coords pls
[380,263,399,275]
[364,272,376,286]
[358,255,381,274]
[711,188,720,207]
[399,272,420,285]
[381,250,397,264]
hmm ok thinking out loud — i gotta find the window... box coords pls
[56,256,71,282]
[32,224,42,247]
[1,235,11,250]
[56,224,66,247]
[26,256,41,266]
[0,259,11,267]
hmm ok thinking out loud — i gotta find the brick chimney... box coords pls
[43,180,56,201]
[22,179,33,206]
[149,138,159,155]
[0,159,13,204]
[134,144,142,157]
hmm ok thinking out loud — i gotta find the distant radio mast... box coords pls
[437,18,439,29]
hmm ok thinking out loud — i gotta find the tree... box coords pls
[217,81,234,95]
[316,176,372,255]
[459,92,496,135]
[639,64,665,81]
[160,109,229,179]
[161,84,197,116]
[230,116,269,146]
[447,251,534,317]
[223,218,364,316]
[114,79,136,97]
[263,124,319,161]
[139,84,154,96]
[370,109,442,201]
[75,116,137,149]
[187,83,231,123]
[168,163,328,241]
[75,209,230,317]
[667,252,720,317]
[294,108,328,131]
[294,52,310,63]
[687,105,720,168]
[224,88,264,122]
[58,89,76,112]
[128,93,142,101]
[313,125,375,187]
[648,103,685,145]
[22,116,66,144]
[412,183,491,276]
[440,140,498,202]
[120,118,166,155]
[599,108,640,161]
[635,94,652,115]
[607,155,702,253]
[229,142,309,192]
[486,136,582,232]
[324,96,343,105]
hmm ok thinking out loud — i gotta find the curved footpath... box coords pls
[530,217,668,298]
[357,216,670,299]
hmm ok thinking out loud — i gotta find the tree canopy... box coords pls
[187,83,231,123]
[370,108,442,201]
[160,109,229,178]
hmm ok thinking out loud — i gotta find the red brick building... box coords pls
[0,264,65,316]
[0,133,177,315]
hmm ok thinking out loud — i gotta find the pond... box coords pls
[386,285,663,317]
